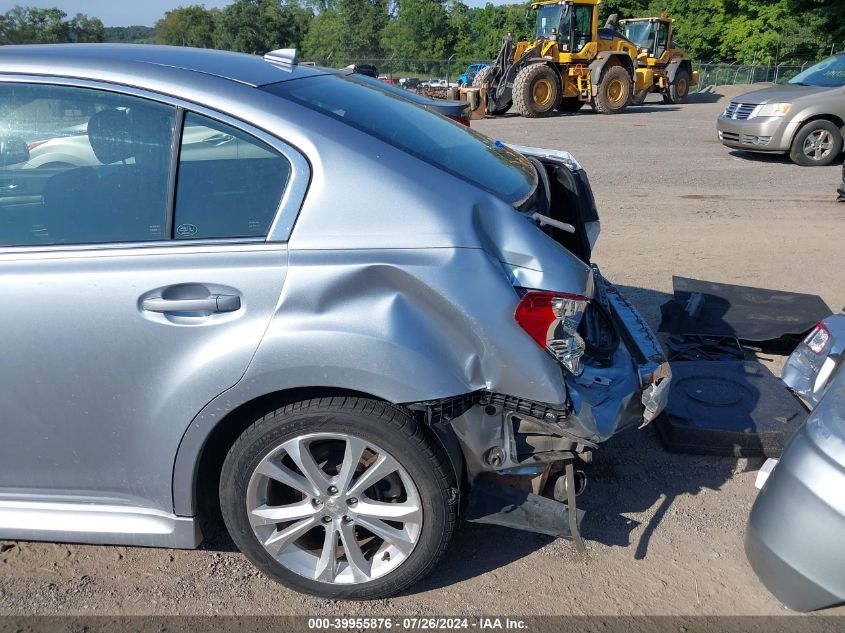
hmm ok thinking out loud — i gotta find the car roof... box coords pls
[0,44,328,88]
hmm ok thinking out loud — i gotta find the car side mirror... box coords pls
[0,137,30,167]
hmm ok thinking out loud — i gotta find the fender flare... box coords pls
[589,52,634,96]
[666,57,691,83]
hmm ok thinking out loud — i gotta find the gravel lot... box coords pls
[1,87,844,618]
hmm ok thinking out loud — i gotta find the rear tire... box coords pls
[664,68,691,104]
[513,64,561,118]
[219,396,458,600]
[556,97,586,113]
[592,65,631,114]
[789,120,843,167]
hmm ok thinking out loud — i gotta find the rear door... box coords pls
[0,81,305,513]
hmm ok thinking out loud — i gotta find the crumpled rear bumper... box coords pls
[564,268,671,443]
[600,272,672,424]
[445,269,671,478]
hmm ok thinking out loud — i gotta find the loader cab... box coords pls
[620,18,673,61]
[534,1,596,54]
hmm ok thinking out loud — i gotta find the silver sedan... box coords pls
[0,44,669,599]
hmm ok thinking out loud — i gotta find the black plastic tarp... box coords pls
[659,276,832,346]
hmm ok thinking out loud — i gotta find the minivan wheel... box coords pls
[789,120,843,166]
[219,397,457,599]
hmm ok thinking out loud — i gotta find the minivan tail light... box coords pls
[514,291,589,375]
[804,322,831,354]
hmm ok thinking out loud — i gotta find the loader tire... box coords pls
[513,64,561,118]
[471,66,492,88]
[664,68,691,104]
[592,65,631,115]
[556,97,586,113]
[472,66,512,115]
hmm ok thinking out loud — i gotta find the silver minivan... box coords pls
[0,44,670,599]
[717,53,845,166]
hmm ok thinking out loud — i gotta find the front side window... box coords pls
[572,5,593,52]
[173,113,291,240]
[0,83,176,246]
[656,21,670,56]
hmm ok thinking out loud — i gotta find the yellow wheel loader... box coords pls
[471,0,643,118]
[619,16,699,105]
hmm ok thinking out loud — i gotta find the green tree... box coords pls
[382,0,450,62]
[214,0,312,54]
[105,25,156,44]
[448,1,475,59]
[334,0,389,60]
[67,13,105,42]
[302,8,342,62]
[0,6,69,43]
[155,5,217,48]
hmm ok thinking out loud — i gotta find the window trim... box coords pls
[0,74,310,254]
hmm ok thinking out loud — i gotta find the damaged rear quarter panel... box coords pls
[237,245,572,406]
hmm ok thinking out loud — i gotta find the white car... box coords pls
[23,121,270,169]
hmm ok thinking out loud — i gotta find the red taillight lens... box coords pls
[27,140,48,150]
[515,291,589,375]
[447,114,470,127]
[804,322,831,354]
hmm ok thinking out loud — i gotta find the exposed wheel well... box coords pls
[191,386,465,538]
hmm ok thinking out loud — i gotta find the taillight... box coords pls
[514,291,589,375]
[804,322,831,354]
[447,114,470,127]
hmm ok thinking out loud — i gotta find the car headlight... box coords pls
[752,102,791,118]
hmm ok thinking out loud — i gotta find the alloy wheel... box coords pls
[803,129,834,162]
[245,432,423,585]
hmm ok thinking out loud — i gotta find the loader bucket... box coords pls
[460,86,488,119]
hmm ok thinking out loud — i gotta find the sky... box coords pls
[0,0,509,27]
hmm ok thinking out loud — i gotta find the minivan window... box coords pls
[173,112,291,240]
[0,83,176,246]
[789,54,845,87]
[264,75,537,206]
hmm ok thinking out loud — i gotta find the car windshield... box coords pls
[264,74,537,206]
[536,4,565,39]
[623,21,655,49]
[789,54,845,87]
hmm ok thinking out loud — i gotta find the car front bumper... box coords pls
[717,115,791,152]
[745,426,845,611]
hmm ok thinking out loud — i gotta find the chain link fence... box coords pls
[317,57,820,90]
[308,57,494,84]
[693,62,812,91]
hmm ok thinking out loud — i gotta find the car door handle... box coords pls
[141,295,241,314]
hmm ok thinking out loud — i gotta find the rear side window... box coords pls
[0,83,175,246]
[173,113,291,240]
[264,75,537,206]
